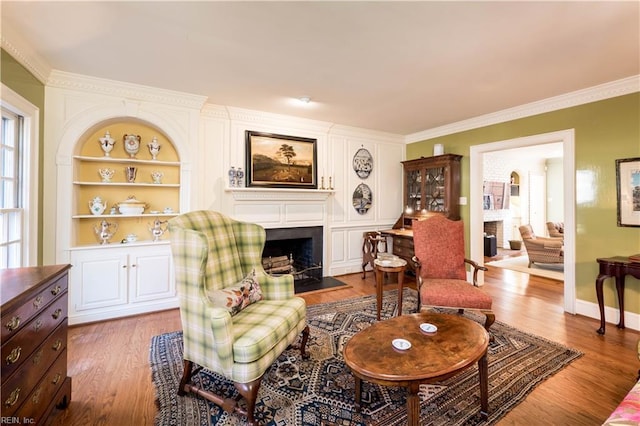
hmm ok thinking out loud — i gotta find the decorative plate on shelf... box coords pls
[352,148,373,179]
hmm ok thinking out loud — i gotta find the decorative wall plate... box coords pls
[352,148,373,179]
[352,183,372,215]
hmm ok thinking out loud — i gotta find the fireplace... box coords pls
[483,221,504,245]
[263,226,323,288]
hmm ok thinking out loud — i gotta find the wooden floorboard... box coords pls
[50,266,639,425]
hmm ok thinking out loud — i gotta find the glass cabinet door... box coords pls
[406,169,421,212]
[425,166,446,212]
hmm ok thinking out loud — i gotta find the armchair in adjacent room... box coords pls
[168,210,309,425]
[519,224,564,267]
[412,215,495,334]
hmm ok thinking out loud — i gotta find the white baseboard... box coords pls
[69,299,179,325]
[576,299,640,333]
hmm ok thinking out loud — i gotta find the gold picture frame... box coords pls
[245,131,317,189]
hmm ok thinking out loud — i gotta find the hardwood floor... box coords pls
[50,267,639,425]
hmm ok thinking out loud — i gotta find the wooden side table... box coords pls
[595,256,640,334]
[374,257,407,321]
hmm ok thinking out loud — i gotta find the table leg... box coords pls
[376,266,383,321]
[406,382,420,426]
[354,375,362,411]
[478,351,489,419]
[595,273,608,335]
[397,269,404,317]
[615,275,626,329]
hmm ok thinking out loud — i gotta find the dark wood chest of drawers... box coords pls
[1,265,72,424]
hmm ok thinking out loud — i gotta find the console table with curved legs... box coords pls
[595,256,640,335]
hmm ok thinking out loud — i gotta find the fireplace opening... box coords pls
[263,226,324,288]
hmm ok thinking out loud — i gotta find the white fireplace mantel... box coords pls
[225,187,334,201]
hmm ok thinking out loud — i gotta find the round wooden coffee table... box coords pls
[343,312,489,425]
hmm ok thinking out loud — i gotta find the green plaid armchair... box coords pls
[168,210,309,425]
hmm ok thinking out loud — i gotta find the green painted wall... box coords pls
[407,93,640,314]
[1,48,46,265]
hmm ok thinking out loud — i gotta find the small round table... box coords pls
[374,257,407,321]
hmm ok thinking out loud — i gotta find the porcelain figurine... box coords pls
[125,166,137,183]
[123,134,141,158]
[98,131,116,157]
[98,168,115,182]
[94,219,118,245]
[150,170,163,184]
[228,166,236,187]
[235,167,245,187]
[147,137,161,160]
[89,196,108,215]
[149,218,167,242]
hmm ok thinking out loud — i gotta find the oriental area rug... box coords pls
[150,289,582,425]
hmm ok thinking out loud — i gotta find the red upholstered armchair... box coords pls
[412,215,495,333]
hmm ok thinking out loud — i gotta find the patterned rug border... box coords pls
[150,289,583,425]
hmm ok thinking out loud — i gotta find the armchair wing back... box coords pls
[546,221,564,239]
[519,224,564,267]
[412,215,494,334]
[413,217,467,280]
[168,210,309,425]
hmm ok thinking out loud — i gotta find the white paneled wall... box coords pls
[43,72,405,276]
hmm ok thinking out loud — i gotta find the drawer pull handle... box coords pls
[5,316,20,332]
[53,339,62,351]
[34,296,44,309]
[51,285,62,296]
[52,373,62,385]
[33,349,43,365]
[4,388,20,407]
[6,346,21,364]
[52,308,63,320]
[33,319,43,332]
[31,387,42,405]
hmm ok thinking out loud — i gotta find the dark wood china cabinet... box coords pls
[383,154,462,268]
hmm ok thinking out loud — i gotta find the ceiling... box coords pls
[2,1,638,136]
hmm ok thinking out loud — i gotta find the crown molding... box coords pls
[1,26,51,84]
[405,75,640,143]
[201,104,231,120]
[47,70,208,110]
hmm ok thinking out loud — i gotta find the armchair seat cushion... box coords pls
[232,297,307,363]
[420,279,492,310]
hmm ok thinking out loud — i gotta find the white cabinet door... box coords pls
[70,249,128,312]
[69,243,177,324]
[130,247,175,303]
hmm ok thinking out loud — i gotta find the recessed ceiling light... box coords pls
[299,96,311,104]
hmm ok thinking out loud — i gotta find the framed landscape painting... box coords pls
[245,131,317,189]
[616,157,640,227]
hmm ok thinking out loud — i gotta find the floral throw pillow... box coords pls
[208,269,263,316]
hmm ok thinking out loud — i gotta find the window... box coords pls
[1,108,23,267]
[1,84,39,268]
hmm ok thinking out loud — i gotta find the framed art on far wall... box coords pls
[245,131,317,189]
[616,157,640,227]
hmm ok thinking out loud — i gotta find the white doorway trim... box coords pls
[470,129,576,314]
